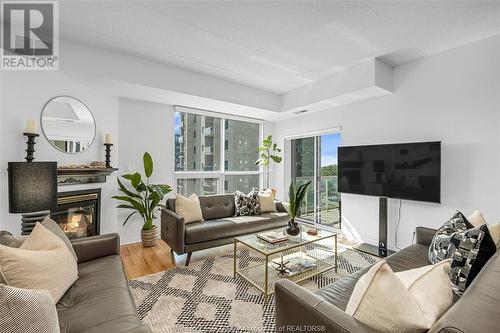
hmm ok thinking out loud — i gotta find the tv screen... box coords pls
[338,141,441,203]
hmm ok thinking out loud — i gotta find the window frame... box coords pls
[174,106,264,195]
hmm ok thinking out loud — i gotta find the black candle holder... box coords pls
[23,132,39,162]
[104,143,113,168]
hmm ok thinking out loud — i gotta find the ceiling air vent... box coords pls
[294,110,309,114]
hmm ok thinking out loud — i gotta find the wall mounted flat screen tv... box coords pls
[338,141,441,203]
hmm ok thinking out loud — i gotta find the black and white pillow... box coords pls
[234,188,262,216]
[428,211,474,264]
[448,224,497,296]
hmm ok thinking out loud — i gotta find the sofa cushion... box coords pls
[448,224,497,296]
[0,284,60,333]
[314,243,430,310]
[428,211,474,264]
[235,188,262,216]
[345,260,453,333]
[185,212,289,244]
[0,223,78,303]
[168,194,235,220]
[175,193,204,223]
[259,189,277,213]
[57,255,143,333]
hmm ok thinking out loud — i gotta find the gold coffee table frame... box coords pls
[233,224,338,300]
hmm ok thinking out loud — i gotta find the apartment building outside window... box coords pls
[174,106,262,196]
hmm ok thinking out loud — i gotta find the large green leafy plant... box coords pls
[288,180,312,221]
[256,135,282,188]
[113,152,171,230]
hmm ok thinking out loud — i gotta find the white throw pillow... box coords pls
[259,189,276,213]
[346,260,453,333]
[468,209,487,227]
[395,260,453,325]
[0,284,60,332]
[175,193,204,223]
[487,223,500,248]
[0,223,78,303]
[467,209,500,248]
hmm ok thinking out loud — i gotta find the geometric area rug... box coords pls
[129,244,378,333]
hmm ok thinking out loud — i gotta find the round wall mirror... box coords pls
[41,96,96,154]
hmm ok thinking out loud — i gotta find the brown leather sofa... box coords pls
[161,194,289,265]
[0,232,151,333]
[275,227,500,333]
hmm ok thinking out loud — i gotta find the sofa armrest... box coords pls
[276,201,288,213]
[416,227,436,246]
[71,233,120,264]
[161,209,186,254]
[275,279,380,333]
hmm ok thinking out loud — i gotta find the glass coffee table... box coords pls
[233,223,339,300]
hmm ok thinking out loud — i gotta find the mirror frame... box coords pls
[40,95,97,154]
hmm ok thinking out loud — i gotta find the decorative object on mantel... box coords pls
[256,135,282,198]
[23,119,39,162]
[7,162,58,235]
[113,152,172,247]
[286,180,311,236]
[40,96,96,154]
[57,164,118,185]
[104,133,113,168]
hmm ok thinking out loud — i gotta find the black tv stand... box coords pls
[354,197,395,258]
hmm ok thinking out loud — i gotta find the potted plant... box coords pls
[113,152,171,247]
[256,135,282,196]
[286,180,311,236]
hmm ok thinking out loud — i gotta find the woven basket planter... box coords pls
[141,225,158,247]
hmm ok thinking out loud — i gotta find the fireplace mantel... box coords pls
[57,167,118,185]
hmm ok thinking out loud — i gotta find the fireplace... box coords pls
[51,189,101,239]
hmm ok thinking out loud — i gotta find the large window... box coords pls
[174,107,262,195]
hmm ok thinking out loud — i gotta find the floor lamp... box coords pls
[8,162,58,235]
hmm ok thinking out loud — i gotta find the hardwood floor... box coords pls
[120,240,226,279]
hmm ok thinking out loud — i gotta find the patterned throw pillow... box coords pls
[428,211,474,264]
[448,224,496,296]
[0,284,60,333]
[234,188,262,216]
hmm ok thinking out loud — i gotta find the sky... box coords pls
[174,112,181,135]
[321,133,342,166]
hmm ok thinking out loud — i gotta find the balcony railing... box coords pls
[295,176,340,226]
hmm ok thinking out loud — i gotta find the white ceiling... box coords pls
[58,1,500,94]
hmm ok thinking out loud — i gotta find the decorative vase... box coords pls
[286,219,300,236]
[141,225,158,247]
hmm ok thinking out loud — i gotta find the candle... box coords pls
[104,133,112,144]
[25,119,37,134]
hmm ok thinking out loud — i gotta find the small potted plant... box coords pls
[286,180,311,236]
[256,135,282,196]
[113,152,171,247]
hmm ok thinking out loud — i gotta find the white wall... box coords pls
[273,35,500,250]
[0,70,120,236]
[118,99,175,244]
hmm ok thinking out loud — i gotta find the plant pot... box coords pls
[141,225,158,247]
[286,219,300,236]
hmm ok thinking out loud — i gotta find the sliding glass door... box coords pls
[290,132,341,228]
